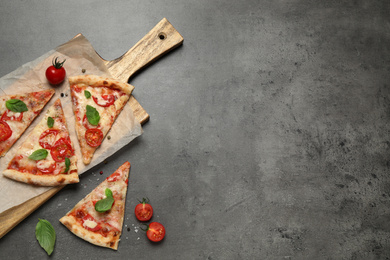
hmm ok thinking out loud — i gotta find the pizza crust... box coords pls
[3,169,79,186]
[59,215,120,250]
[68,75,134,95]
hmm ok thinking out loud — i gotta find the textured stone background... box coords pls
[0,0,389,259]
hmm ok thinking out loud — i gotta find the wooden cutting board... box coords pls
[0,18,183,239]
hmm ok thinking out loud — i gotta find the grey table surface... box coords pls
[0,1,389,259]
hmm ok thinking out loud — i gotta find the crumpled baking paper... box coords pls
[0,35,143,213]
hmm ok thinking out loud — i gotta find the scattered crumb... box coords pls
[82,69,86,73]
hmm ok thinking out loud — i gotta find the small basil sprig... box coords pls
[47,117,54,128]
[6,99,28,112]
[64,157,70,173]
[95,188,114,212]
[35,219,56,256]
[84,90,91,99]
[86,105,100,126]
[29,149,48,160]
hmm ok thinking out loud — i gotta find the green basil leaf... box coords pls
[105,188,113,197]
[95,196,114,212]
[47,117,54,128]
[35,219,56,256]
[84,90,91,99]
[6,99,28,112]
[86,105,100,126]
[29,149,48,161]
[64,157,70,173]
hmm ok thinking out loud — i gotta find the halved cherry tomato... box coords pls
[0,121,12,142]
[50,138,74,162]
[82,214,102,232]
[46,57,66,85]
[36,160,56,174]
[143,222,165,242]
[85,128,103,147]
[39,129,60,149]
[93,94,116,107]
[106,172,121,182]
[135,198,153,221]
[1,110,23,121]
[82,114,100,129]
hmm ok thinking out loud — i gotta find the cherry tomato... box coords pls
[50,137,74,162]
[36,160,57,174]
[45,57,66,85]
[93,94,116,107]
[135,198,153,222]
[85,128,103,147]
[144,222,165,242]
[0,121,12,142]
[1,110,24,121]
[82,114,100,129]
[39,129,60,149]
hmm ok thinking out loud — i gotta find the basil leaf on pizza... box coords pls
[64,157,70,173]
[105,188,113,197]
[6,99,28,112]
[86,105,100,126]
[35,219,56,256]
[95,188,114,212]
[47,117,54,128]
[84,90,91,99]
[29,149,48,160]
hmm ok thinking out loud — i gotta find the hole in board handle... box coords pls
[158,32,167,40]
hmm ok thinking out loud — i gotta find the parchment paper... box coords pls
[0,35,143,213]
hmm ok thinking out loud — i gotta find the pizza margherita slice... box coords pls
[69,75,134,165]
[60,161,130,250]
[0,89,55,156]
[3,99,78,186]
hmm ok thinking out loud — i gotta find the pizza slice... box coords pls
[59,161,130,250]
[0,89,55,156]
[3,99,78,186]
[69,75,134,165]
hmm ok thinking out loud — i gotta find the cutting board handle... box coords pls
[104,18,184,83]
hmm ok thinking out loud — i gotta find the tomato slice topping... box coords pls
[50,138,74,162]
[36,160,57,174]
[39,129,60,149]
[72,85,82,93]
[82,114,100,129]
[85,128,103,147]
[82,214,102,232]
[106,172,121,182]
[1,110,24,121]
[0,121,12,142]
[93,94,116,107]
[146,222,166,242]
